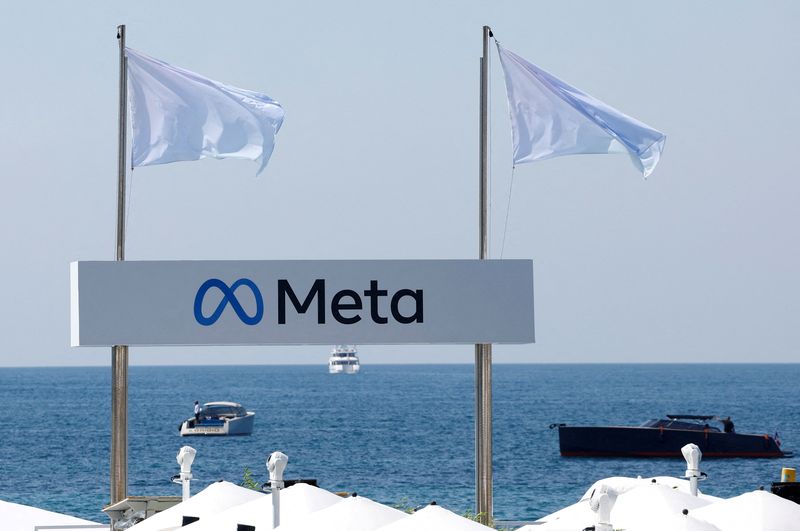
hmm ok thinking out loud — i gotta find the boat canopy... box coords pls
[202,404,248,418]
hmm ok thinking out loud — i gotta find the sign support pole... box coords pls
[111,24,129,504]
[475,24,493,525]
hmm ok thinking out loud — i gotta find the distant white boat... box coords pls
[179,402,255,436]
[328,345,360,374]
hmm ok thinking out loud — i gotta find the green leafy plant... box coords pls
[240,467,261,491]
[390,497,416,514]
[462,510,490,526]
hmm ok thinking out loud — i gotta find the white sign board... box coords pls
[70,260,534,346]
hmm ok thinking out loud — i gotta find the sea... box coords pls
[1,364,798,524]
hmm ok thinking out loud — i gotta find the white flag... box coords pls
[496,43,665,177]
[125,48,284,174]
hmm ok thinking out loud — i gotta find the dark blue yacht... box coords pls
[553,415,789,458]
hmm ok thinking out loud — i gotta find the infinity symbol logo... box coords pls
[194,278,264,326]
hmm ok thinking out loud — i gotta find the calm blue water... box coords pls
[0,364,798,523]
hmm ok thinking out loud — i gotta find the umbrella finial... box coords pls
[681,443,704,496]
[176,446,196,501]
[589,483,618,531]
[267,451,289,529]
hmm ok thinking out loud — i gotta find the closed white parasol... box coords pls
[0,498,103,531]
[374,503,493,531]
[273,494,408,531]
[610,483,718,531]
[182,482,343,531]
[525,479,719,531]
[691,490,800,531]
[127,480,264,531]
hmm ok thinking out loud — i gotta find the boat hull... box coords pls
[180,413,254,436]
[558,425,786,458]
[329,364,360,374]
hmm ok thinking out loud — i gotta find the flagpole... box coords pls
[111,23,129,504]
[475,24,493,525]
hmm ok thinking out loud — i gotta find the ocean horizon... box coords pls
[4,361,799,368]
[1,363,798,523]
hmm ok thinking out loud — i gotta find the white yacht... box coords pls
[328,345,360,374]
[179,402,255,436]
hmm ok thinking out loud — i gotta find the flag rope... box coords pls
[500,166,515,259]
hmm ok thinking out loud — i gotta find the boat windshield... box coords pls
[640,418,721,432]
[203,405,247,418]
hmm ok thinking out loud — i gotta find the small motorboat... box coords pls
[179,402,255,436]
[553,414,790,458]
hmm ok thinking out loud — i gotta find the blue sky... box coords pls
[0,1,798,365]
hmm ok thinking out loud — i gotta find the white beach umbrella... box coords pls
[611,483,712,528]
[0,498,103,531]
[530,478,635,530]
[610,483,715,530]
[691,490,800,531]
[274,494,408,531]
[520,502,721,531]
[128,480,264,531]
[521,498,594,530]
[580,476,720,502]
[374,503,493,531]
[183,482,343,531]
[527,480,717,531]
[622,513,723,531]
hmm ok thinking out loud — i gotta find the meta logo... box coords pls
[194,278,423,326]
[194,278,264,326]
